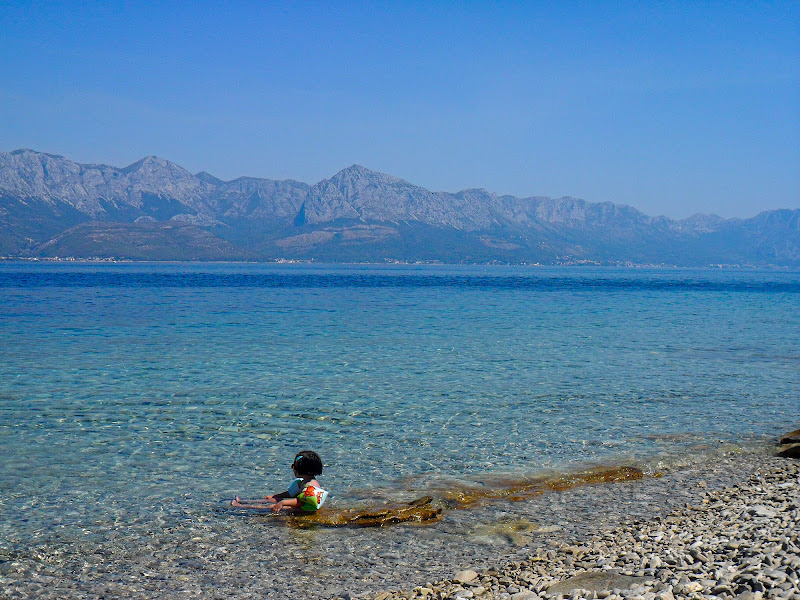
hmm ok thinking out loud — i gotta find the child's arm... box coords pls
[231,486,299,508]
[265,491,292,502]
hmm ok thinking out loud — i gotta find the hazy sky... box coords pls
[1,1,797,218]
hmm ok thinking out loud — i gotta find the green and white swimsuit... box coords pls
[287,477,328,511]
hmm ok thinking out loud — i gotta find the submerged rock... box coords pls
[441,466,645,508]
[546,571,647,595]
[776,443,800,459]
[287,496,443,528]
[779,428,800,444]
[283,465,649,531]
[471,518,540,546]
[250,465,648,532]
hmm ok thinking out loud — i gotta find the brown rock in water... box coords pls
[283,465,645,529]
[776,444,800,459]
[779,428,800,444]
[442,465,645,508]
[287,496,443,528]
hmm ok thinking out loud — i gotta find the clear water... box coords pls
[1,262,798,595]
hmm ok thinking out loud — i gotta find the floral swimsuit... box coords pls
[287,477,328,511]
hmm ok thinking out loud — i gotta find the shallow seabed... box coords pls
[0,445,784,599]
[0,263,798,598]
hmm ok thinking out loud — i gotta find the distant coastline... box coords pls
[2,149,798,266]
[2,256,798,270]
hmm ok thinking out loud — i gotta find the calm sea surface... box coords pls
[1,262,798,596]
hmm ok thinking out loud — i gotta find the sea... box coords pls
[1,262,798,598]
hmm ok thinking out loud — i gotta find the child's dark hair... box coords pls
[293,450,323,476]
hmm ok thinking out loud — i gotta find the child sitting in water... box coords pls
[231,450,328,513]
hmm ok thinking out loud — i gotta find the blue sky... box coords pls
[1,1,797,218]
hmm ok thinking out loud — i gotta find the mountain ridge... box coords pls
[0,149,797,265]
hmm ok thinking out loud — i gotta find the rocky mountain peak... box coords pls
[0,149,211,217]
[9,148,66,160]
[195,171,225,186]
[337,163,372,176]
[325,164,414,193]
[334,163,399,180]
[298,164,489,228]
[0,149,93,207]
[120,155,195,179]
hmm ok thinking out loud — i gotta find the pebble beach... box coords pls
[1,436,799,599]
[374,434,800,600]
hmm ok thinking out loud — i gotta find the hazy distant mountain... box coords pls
[0,149,797,265]
[208,176,309,220]
[0,149,213,220]
[297,164,499,230]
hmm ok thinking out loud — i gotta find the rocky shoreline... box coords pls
[373,440,800,600]
[3,436,798,600]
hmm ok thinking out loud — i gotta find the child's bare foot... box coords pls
[231,496,244,507]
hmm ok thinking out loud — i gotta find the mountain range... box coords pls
[0,148,797,265]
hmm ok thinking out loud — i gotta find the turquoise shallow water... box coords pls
[0,262,798,596]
